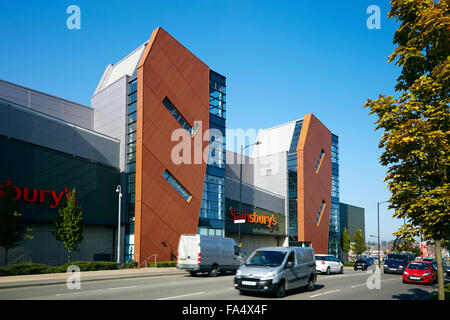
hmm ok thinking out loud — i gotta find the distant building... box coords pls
[339,203,365,241]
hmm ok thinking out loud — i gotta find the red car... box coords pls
[402,261,436,285]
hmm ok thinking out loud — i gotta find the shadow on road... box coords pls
[238,284,326,299]
[392,287,434,300]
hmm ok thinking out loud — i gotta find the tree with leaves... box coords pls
[0,184,33,266]
[53,188,83,263]
[341,227,352,262]
[352,227,367,259]
[364,0,449,300]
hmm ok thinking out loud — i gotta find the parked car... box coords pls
[423,257,450,277]
[176,234,243,276]
[234,247,317,298]
[383,253,414,274]
[315,254,344,275]
[402,261,437,285]
[354,258,373,271]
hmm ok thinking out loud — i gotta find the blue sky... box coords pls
[0,1,404,241]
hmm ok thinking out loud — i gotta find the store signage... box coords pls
[0,180,72,209]
[229,208,278,228]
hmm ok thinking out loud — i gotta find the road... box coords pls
[0,268,445,300]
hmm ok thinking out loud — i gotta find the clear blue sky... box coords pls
[0,1,404,241]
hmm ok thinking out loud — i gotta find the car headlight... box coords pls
[399,265,404,268]
[236,269,242,276]
[403,271,409,275]
[423,272,430,277]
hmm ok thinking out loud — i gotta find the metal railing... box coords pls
[138,254,158,268]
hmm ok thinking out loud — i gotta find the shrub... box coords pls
[0,263,49,276]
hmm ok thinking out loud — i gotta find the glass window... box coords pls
[314,149,325,173]
[315,201,326,225]
[128,122,136,134]
[128,112,137,124]
[162,97,197,137]
[129,79,137,94]
[162,170,192,202]
[128,92,137,104]
[128,102,137,114]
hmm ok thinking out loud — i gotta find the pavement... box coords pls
[0,267,186,289]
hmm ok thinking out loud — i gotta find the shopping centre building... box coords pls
[0,26,362,266]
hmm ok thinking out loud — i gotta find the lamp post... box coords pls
[116,185,122,264]
[239,141,261,246]
[377,200,388,268]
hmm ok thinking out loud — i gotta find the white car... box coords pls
[315,254,344,275]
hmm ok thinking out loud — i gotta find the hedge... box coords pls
[0,260,178,276]
[0,261,119,276]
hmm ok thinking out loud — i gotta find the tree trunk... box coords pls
[435,239,445,301]
[4,248,8,266]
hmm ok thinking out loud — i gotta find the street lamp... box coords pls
[116,185,122,264]
[377,201,388,268]
[238,141,261,246]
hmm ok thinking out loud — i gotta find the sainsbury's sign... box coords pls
[0,180,73,209]
[229,208,278,228]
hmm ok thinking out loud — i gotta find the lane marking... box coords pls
[157,291,206,300]
[55,285,137,296]
[310,289,341,298]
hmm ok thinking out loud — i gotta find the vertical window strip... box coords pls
[314,149,325,173]
[315,201,326,225]
[162,170,192,202]
[162,97,199,137]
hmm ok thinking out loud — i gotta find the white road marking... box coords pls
[310,289,341,298]
[55,285,137,296]
[157,291,206,300]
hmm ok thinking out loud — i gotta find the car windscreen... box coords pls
[246,250,287,267]
[386,254,407,261]
[315,256,325,261]
[407,262,430,270]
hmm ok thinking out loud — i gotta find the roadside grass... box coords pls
[429,284,450,300]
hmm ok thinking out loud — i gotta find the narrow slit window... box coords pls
[314,149,325,173]
[315,200,326,225]
[162,170,192,202]
[162,97,199,137]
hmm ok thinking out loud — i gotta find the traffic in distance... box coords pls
[176,234,449,298]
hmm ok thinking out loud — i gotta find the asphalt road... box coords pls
[0,268,446,300]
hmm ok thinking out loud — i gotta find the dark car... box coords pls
[383,254,414,274]
[423,258,450,276]
[354,258,373,271]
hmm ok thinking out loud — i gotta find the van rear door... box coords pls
[178,234,200,265]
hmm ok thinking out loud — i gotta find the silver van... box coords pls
[234,247,317,297]
[177,234,243,276]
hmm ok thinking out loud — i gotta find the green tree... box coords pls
[364,0,449,300]
[53,188,83,263]
[352,227,367,259]
[0,184,33,266]
[341,227,352,262]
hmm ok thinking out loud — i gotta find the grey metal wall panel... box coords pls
[0,99,119,168]
[92,76,128,172]
[339,203,365,239]
[0,79,94,130]
[225,177,285,215]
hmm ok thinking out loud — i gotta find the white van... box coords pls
[176,234,243,276]
[234,247,317,298]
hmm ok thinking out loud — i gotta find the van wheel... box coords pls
[209,265,219,277]
[189,271,197,276]
[307,276,315,291]
[340,267,344,274]
[274,281,286,298]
